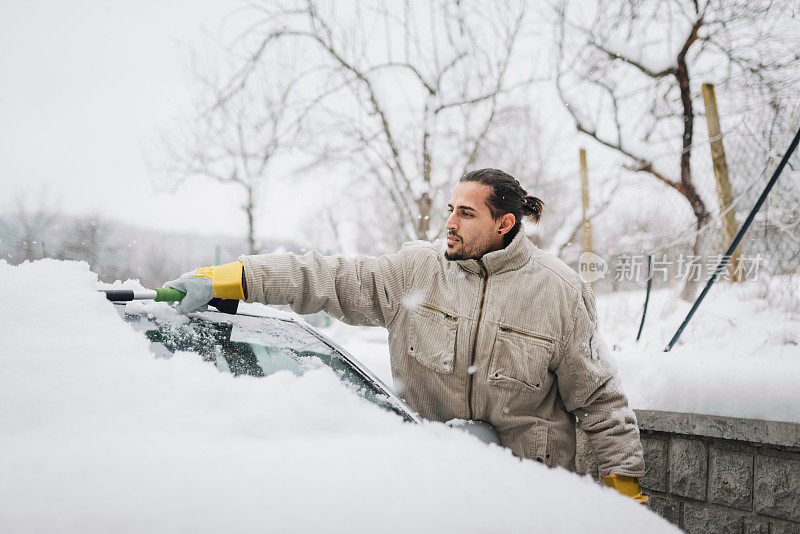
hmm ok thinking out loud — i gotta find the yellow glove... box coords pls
[165,261,245,314]
[603,474,649,504]
[194,261,246,300]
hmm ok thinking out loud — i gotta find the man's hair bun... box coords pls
[522,195,544,223]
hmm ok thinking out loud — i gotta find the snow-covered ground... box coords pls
[0,260,676,533]
[599,279,800,423]
[326,277,800,424]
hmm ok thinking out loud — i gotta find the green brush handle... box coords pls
[154,287,186,302]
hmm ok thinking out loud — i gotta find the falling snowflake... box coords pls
[402,290,425,310]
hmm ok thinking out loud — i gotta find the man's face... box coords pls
[444,182,502,261]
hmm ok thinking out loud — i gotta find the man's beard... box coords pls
[444,249,467,261]
[444,232,491,261]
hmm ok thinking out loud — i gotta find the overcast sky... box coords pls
[0,1,322,242]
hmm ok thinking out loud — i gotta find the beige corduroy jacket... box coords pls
[240,227,645,477]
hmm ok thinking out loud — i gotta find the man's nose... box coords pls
[445,212,458,231]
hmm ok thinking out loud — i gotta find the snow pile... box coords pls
[598,282,800,423]
[0,260,676,533]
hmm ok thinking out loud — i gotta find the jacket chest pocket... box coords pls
[488,326,554,391]
[407,305,457,374]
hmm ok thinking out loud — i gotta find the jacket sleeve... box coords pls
[553,282,645,478]
[239,248,413,328]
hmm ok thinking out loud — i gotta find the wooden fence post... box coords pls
[579,148,593,254]
[701,83,742,281]
[579,148,595,289]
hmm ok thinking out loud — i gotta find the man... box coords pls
[167,168,647,502]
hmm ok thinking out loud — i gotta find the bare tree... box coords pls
[0,198,57,263]
[219,0,548,249]
[159,54,304,254]
[56,217,121,278]
[554,0,800,299]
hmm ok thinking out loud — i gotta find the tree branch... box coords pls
[588,40,676,78]
[304,0,414,196]
[556,72,678,189]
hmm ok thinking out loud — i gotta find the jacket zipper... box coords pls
[419,303,457,322]
[498,325,554,345]
[466,264,488,420]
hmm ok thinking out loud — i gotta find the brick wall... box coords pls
[577,410,800,533]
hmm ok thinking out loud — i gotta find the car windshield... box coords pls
[120,309,411,420]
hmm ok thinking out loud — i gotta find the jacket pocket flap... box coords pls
[407,307,457,374]
[488,326,553,390]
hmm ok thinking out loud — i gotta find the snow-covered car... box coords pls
[114,301,421,423]
[1,262,679,533]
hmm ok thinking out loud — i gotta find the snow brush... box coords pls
[100,288,239,314]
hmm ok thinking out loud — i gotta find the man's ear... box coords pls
[499,213,516,234]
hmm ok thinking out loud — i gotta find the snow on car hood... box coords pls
[0,260,677,533]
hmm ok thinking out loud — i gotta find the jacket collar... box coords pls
[450,225,533,276]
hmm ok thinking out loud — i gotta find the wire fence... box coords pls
[562,97,800,334]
